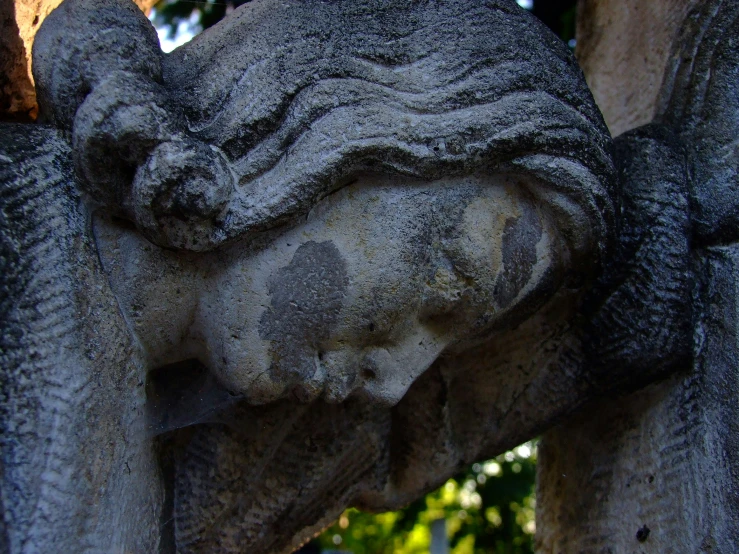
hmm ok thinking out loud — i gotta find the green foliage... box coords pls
[312,441,537,554]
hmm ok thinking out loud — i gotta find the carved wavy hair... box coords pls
[36,0,616,267]
[157,0,615,263]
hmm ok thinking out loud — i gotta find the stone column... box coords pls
[536,1,739,551]
[537,247,739,552]
[575,0,699,137]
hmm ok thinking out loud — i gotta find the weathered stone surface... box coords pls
[3,0,736,552]
[656,0,739,245]
[0,124,161,552]
[0,0,157,122]
[1,1,623,551]
[576,0,700,136]
[581,124,692,393]
[537,245,739,553]
[538,1,739,550]
[96,173,588,408]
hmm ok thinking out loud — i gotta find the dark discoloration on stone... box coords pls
[636,524,650,542]
[493,201,542,308]
[259,241,348,384]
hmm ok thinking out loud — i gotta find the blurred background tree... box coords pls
[150,0,577,52]
[148,2,574,552]
[309,442,538,554]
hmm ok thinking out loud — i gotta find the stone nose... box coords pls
[309,345,407,405]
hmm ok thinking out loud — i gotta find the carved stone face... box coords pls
[96,171,564,406]
[200,173,563,405]
[3,0,633,552]
[81,0,616,412]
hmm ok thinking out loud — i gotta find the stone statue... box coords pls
[0,0,733,552]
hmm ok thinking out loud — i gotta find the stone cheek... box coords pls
[259,240,349,398]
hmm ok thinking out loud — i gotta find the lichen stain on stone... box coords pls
[258,240,348,383]
[493,201,542,309]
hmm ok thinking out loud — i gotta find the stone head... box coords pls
[33,0,616,409]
